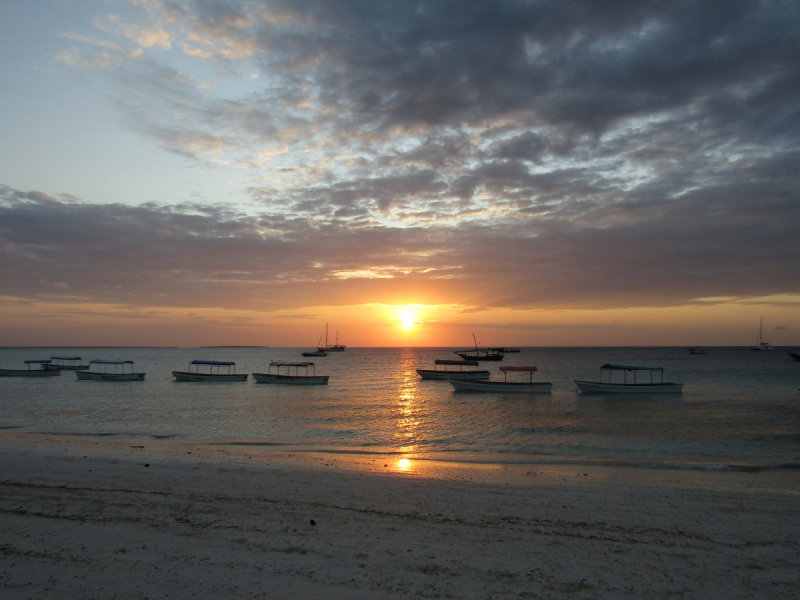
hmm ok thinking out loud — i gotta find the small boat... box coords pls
[787,351,800,362]
[455,334,504,361]
[44,356,89,371]
[172,360,248,382]
[253,361,329,385]
[416,359,490,380]
[488,347,521,353]
[75,360,145,381]
[449,366,551,393]
[575,364,683,394]
[751,317,774,350]
[0,360,62,377]
[688,348,708,355]
[301,351,328,357]
[316,323,345,352]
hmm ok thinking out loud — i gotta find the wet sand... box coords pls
[1,430,798,599]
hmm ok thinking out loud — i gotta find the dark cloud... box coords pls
[22,0,800,314]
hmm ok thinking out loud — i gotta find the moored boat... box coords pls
[416,359,490,380]
[455,333,504,361]
[44,356,89,371]
[449,366,551,393]
[788,351,800,362]
[0,360,62,377]
[688,347,708,355]
[172,360,248,382]
[301,351,328,357]
[751,317,774,350]
[575,364,683,394]
[76,360,145,381]
[316,323,345,352]
[253,361,329,385]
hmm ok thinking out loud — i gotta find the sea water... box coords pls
[1,346,798,471]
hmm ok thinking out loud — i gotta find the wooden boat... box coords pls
[416,359,490,380]
[253,361,329,385]
[44,356,89,371]
[455,334,504,361]
[0,360,62,377]
[301,351,328,357]
[751,317,774,350]
[575,364,683,394]
[75,360,145,381]
[449,366,551,393]
[172,360,248,382]
[316,323,345,352]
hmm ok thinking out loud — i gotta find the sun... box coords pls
[401,313,414,329]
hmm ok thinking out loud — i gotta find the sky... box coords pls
[1,0,799,348]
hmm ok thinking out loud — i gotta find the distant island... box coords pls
[199,346,269,348]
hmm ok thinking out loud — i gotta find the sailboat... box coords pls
[316,323,346,352]
[751,317,774,351]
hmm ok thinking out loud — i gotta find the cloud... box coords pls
[24,1,800,317]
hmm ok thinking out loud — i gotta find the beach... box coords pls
[1,431,798,599]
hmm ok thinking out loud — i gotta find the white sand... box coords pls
[1,431,798,599]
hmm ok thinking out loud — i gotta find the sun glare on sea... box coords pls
[398,458,411,470]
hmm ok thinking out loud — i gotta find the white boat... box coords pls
[449,366,552,393]
[253,361,329,385]
[172,360,248,382]
[575,364,683,394]
[75,360,145,381]
[751,317,774,350]
[44,356,89,371]
[0,360,62,377]
[416,359,490,380]
[316,323,345,352]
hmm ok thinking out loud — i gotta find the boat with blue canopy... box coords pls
[449,366,552,393]
[253,361,329,385]
[575,364,683,393]
[0,359,61,377]
[44,356,89,371]
[76,360,145,381]
[416,359,490,380]
[172,360,248,382]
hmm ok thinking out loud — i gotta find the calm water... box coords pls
[1,347,798,471]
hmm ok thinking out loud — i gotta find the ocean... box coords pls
[1,346,798,472]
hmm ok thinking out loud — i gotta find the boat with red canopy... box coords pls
[449,366,551,393]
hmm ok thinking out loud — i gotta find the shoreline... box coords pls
[3,427,798,475]
[2,430,799,599]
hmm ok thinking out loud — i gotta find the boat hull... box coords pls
[252,373,329,385]
[450,379,552,393]
[455,353,503,361]
[317,347,345,352]
[416,369,490,380]
[302,352,328,357]
[0,368,61,378]
[788,352,800,362]
[43,364,89,371]
[575,380,683,394]
[172,371,248,382]
[76,371,146,381]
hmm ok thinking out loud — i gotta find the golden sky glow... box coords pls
[1,296,798,347]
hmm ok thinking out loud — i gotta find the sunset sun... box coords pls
[401,313,414,329]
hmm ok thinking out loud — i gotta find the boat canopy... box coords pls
[270,361,314,367]
[435,359,480,366]
[191,360,235,366]
[500,366,538,372]
[51,356,81,361]
[90,360,133,365]
[601,364,663,372]
[24,359,52,364]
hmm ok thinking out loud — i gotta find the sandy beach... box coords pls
[1,431,798,599]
